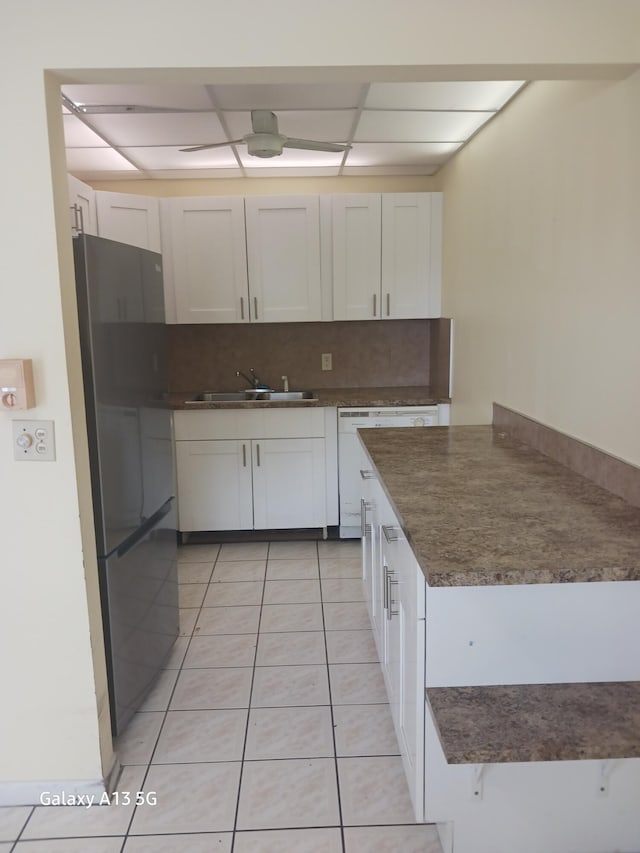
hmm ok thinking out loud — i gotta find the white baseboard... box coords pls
[0,759,121,807]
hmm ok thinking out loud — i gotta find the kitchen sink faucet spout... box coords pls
[236,368,271,391]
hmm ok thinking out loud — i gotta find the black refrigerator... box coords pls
[73,233,178,735]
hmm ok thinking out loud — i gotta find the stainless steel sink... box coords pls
[185,389,318,404]
[257,390,317,401]
[186,391,252,403]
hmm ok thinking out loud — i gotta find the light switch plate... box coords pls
[13,420,56,461]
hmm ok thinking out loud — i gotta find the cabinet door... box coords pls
[381,193,441,319]
[332,194,382,320]
[96,191,161,252]
[68,175,97,236]
[245,196,322,322]
[252,438,326,529]
[396,546,426,822]
[170,197,249,324]
[175,440,253,532]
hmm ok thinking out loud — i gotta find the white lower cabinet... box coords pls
[360,445,426,821]
[252,437,326,529]
[174,408,335,533]
[175,439,253,531]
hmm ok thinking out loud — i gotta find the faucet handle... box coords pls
[281,375,289,392]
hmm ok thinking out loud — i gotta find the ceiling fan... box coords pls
[180,110,352,159]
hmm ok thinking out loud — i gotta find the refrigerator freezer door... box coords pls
[101,499,178,735]
[74,234,173,557]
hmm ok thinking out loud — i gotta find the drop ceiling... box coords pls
[62,81,525,181]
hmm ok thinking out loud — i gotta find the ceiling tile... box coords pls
[211,83,364,111]
[355,109,494,142]
[224,110,355,142]
[365,81,525,111]
[65,148,139,172]
[69,170,145,182]
[238,145,344,168]
[243,166,341,178]
[342,164,439,176]
[146,168,244,180]
[63,115,109,147]
[84,112,225,147]
[346,141,462,167]
[122,146,239,170]
[62,84,213,111]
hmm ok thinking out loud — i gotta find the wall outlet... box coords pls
[321,353,333,371]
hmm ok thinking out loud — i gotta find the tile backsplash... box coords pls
[169,318,451,394]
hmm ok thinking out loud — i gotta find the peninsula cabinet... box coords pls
[174,408,337,533]
[332,193,442,320]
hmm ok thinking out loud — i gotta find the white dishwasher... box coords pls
[338,404,449,537]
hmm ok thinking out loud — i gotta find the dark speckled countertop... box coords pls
[426,682,640,763]
[359,425,640,586]
[169,385,449,410]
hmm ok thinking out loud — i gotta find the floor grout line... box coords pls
[3,540,435,849]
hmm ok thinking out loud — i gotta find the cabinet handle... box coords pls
[384,564,396,612]
[382,525,400,543]
[360,498,372,537]
[254,296,259,320]
[386,292,390,316]
[242,443,247,467]
[387,575,399,620]
[359,469,375,480]
[256,443,260,466]
[71,203,84,235]
[240,296,245,320]
[373,293,377,317]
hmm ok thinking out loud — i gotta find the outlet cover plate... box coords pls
[13,420,56,461]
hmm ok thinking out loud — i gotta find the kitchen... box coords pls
[1,2,639,852]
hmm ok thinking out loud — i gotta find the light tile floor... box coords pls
[2,539,443,852]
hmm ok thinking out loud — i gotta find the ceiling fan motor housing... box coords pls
[246,133,285,158]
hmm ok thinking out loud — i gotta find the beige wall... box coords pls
[89,176,438,197]
[440,74,640,466]
[1,0,638,795]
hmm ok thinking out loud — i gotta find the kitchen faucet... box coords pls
[236,368,271,391]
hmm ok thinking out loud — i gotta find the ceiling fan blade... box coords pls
[251,110,279,134]
[283,138,352,153]
[180,139,244,152]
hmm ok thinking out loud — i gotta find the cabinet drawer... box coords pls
[174,407,326,440]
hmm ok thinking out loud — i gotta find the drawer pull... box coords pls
[360,469,375,480]
[360,498,372,537]
[382,525,400,543]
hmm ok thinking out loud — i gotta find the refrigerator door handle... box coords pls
[115,497,174,559]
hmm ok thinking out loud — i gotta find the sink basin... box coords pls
[257,391,318,401]
[186,391,252,403]
[185,389,318,404]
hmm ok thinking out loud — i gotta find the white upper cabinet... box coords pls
[332,194,382,320]
[168,197,249,324]
[381,193,441,319]
[68,175,97,236]
[96,191,161,253]
[244,195,322,323]
[332,192,442,320]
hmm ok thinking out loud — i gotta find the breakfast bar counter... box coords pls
[358,425,640,587]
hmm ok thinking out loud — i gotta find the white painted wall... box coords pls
[0,0,638,796]
[440,74,640,466]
